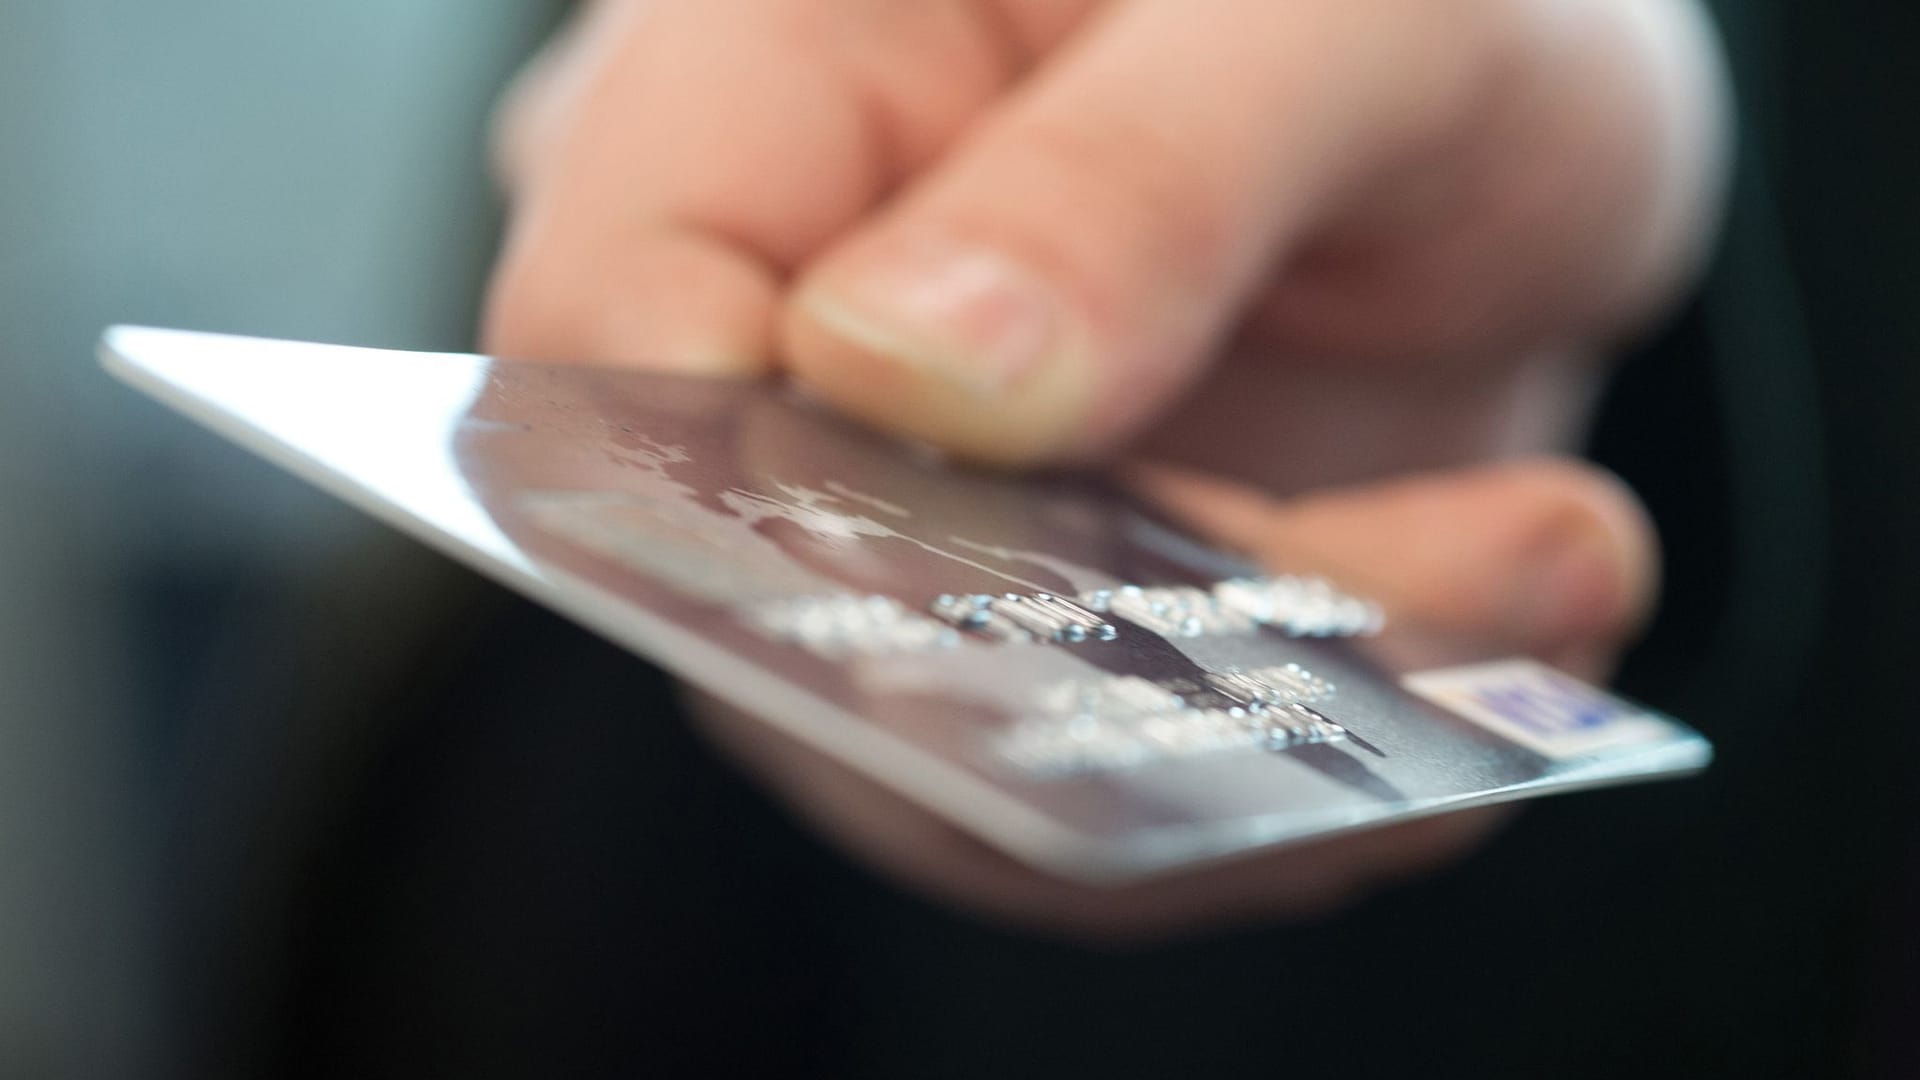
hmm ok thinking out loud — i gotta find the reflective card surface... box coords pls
[103,327,1711,881]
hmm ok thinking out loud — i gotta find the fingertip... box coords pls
[1141,457,1660,677]
[483,226,781,377]
[1496,459,1660,663]
[781,236,1100,466]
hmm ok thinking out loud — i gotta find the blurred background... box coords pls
[0,3,560,1073]
[0,2,1912,1078]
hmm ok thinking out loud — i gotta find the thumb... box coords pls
[782,0,1488,464]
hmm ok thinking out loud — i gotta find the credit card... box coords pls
[101,326,1711,882]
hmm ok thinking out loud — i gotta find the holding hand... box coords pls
[482,0,1728,934]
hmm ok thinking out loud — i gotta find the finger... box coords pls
[697,682,1505,941]
[694,457,1654,940]
[1137,457,1659,679]
[484,0,1021,373]
[784,0,1493,463]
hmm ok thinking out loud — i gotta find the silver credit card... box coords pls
[101,327,1711,882]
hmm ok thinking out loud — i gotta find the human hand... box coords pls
[480,0,1724,934]
[486,0,1724,479]
[691,456,1656,938]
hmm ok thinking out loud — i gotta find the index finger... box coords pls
[483,0,1016,374]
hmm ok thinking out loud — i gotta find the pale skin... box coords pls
[483,0,1729,938]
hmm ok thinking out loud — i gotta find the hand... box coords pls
[694,457,1655,939]
[480,0,1725,935]
[486,0,1724,478]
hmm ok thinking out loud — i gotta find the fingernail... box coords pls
[1521,523,1636,653]
[798,237,1070,397]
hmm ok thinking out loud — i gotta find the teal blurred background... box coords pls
[0,4,555,1074]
